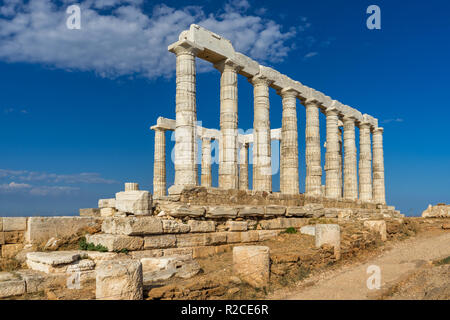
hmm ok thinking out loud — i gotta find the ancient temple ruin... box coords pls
[151,24,386,205]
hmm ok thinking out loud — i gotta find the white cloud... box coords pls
[0,0,302,79]
[0,169,116,184]
[382,118,404,124]
[0,182,32,192]
[304,52,318,59]
[29,185,80,196]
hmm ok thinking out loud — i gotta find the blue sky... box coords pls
[0,0,449,217]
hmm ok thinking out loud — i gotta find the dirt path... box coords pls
[272,231,450,300]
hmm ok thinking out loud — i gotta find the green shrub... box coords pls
[435,256,450,266]
[283,227,297,234]
[78,236,108,252]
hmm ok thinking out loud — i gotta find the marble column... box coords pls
[239,142,249,191]
[304,101,322,197]
[152,128,166,197]
[250,76,272,192]
[215,59,240,190]
[201,137,212,187]
[343,116,358,200]
[325,107,340,198]
[280,88,299,194]
[359,122,373,201]
[169,41,202,190]
[372,127,386,204]
[338,126,343,198]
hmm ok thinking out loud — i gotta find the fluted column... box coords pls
[250,76,272,192]
[201,137,212,187]
[372,127,386,204]
[215,60,240,190]
[304,101,322,197]
[359,122,373,201]
[169,41,202,189]
[152,128,166,197]
[343,116,358,200]
[338,126,343,198]
[325,107,340,198]
[279,88,299,194]
[239,143,249,190]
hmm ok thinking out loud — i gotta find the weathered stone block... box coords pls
[96,260,143,300]
[85,234,143,252]
[0,218,2,231]
[98,198,116,208]
[188,220,215,233]
[226,231,242,243]
[364,220,387,241]
[240,230,259,243]
[0,232,4,245]
[264,206,286,216]
[26,217,102,245]
[100,207,116,217]
[287,206,307,217]
[175,233,207,247]
[162,220,190,233]
[238,207,265,217]
[315,224,340,258]
[207,232,227,245]
[115,190,153,215]
[79,208,100,217]
[0,275,26,298]
[142,255,200,281]
[102,217,163,236]
[233,246,270,288]
[26,260,69,274]
[27,251,81,266]
[2,217,27,231]
[169,205,205,217]
[300,225,315,236]
[192,246,216,258]
[1,244,23,259]
[226,221,248,231]
[4,231,24,244]
[144,234,176,249]
[206,207,238,218]
[304,203,325,218]
[257,230,280,241]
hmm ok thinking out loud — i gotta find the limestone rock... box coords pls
[85,234,143,252]
[315,224,340,259]
[364,220,387,241]
[98,198,116,208]
[300,225,316,236]
[44,237,62,251]
[162,219,190,233]
[100,207,116,217]
[206,207,238,218]
[141,255,200,282]
[1,243,23,258]
[422,204,450,218]
[0,273,26,298]
[233,246,270,288]
[188,220,215,232]
[102,217,163,236]
[264,206,286,216]
[2,217,27,231]
[79,208,100,217]
[287,206,307,217]
[238,206,265,217]
[226,221,248,231]
[169,205,205,217]
[27,251,81,266]
[115,189,153,216]
[144,234,176,249]
[96,260,143,300]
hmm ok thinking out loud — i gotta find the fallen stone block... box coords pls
[98,198,116,209]
[100,208,116,217]
[16,270,65,294]
[141,255,200,282]
[188,220,215,233]
[304,203,325,218]
[364,220,387,241]
[0,273,26,298]
[79,208,101,217]
[96,260,143,300]
[162,219,190,233]
[2,217,27,231]
[26,260,69,274]
[226,221,248,232]
[26,216,102,245]
[27,251,81,266]
[238,207,265,217]
[144,234,176,249]
[102,217,163,236]
[206,207,238,218]
[115,188,153,216]
[85,234,143,252]
[233,246,269,288]
[300,225,316,236]
[315,224,341,259]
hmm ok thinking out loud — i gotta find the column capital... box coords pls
[278,87,299,98]
[150,125,166,132]
[342,115,357,123]
[325,106,339,116]
[372,127,384,134]
[213,58,243,73]
[168,39,204,56]
[248,74,273,86]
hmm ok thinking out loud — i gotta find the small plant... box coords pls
[283,227,297,234]
[78,237,108,252]
[434,256,450,266]
[115,248,129,254]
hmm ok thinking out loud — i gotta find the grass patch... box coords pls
[282,227,297,234]
[434,256,450,266]
[78,237,108,252]
[115,248,129,254]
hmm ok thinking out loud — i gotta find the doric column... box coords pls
[372,127,386,204]
[325,107,340,198]
[239,142,249,190]
[152,128,166,197]
[338,126,343,198]
[168,40,203,191]
[343,116,358,200]
[250,75,273,192]
[359,122,373,201]
[215,59,241,190]
[279,88,299,194]
[304,101,322,197]
[201,137,212,187]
